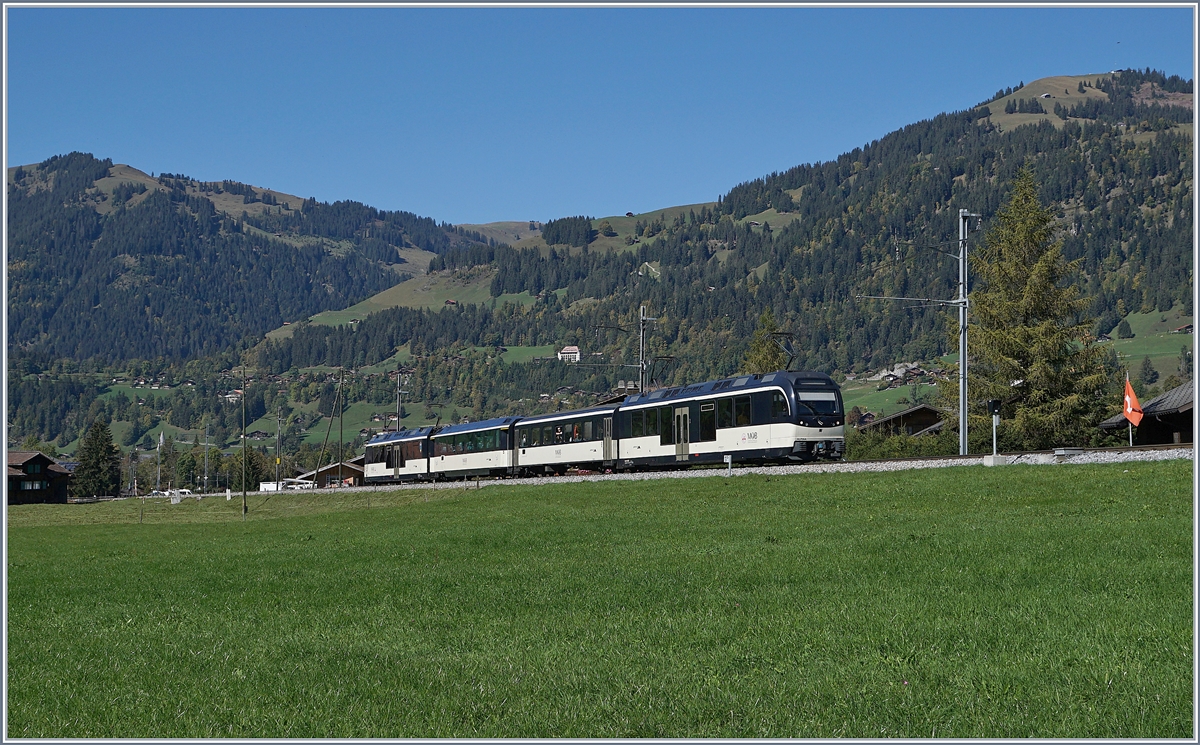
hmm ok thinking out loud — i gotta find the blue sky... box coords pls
[5,6,1194,225]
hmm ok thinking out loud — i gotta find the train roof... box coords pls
[366,426,436,446]
[433,416,522,437]
[621,370,838,408]
[516,403,622,426]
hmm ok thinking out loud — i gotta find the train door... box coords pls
[603,416,614,461]
[394,443,402,479]
[674,407,690,461]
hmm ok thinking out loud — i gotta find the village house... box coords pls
[7,451,72,504]
[856,404,947,437]
[1099,378,1193,445]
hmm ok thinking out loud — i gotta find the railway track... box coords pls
[344,442,1193,493]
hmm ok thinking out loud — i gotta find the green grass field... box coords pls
[7,459,1191,737]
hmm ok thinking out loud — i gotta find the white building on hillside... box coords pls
[557,345,581,363]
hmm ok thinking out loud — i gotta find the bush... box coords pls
[845,427,957,460]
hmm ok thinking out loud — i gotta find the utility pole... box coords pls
[338,367,344,488]
[241,365,247,520]
[395,359,410,432]
[275,410,282,487]
[638,305,657,394]
[855,209,980,456]
[202,422,209,494]
[957,209,980,456]
[155,431,161,491]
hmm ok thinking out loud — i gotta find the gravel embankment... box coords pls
[343,446,1193,494]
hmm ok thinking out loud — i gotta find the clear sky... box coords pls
[5,5,1194,225]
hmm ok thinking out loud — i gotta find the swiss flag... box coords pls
[1124,379,1143,427]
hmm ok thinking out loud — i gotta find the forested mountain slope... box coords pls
[6,154,495,364]
[258,69,1192,381]
[6,70,1193,452]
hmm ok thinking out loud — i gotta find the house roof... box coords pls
[6,451,70,474]
[1099,379,1194,429]
[296,461,366,480]
[857,403,949,432]
[8,451,48,466]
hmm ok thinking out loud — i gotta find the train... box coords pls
[363,369,845,483]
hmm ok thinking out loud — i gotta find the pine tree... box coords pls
[742,309,788,374]
[1139,355,1159,384]
[73,420,121,497]
[960,167,1118,450]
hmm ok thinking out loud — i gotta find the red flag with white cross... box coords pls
[1124,378,1143,427]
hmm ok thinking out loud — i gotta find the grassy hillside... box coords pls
[8,459,1191,737]
[986,73,1113,132]
[471,202,719,254]
[1106,305,1194,381]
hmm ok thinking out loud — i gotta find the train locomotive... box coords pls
[364,369,844,483]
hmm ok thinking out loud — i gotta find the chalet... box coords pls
[857,404,947,437]
[7,451,71,504]
[557,345,581,363]
[1099,378,1193,445]
[444,299,457,306]
[1173,324,1193,334]
[296,454,366,488]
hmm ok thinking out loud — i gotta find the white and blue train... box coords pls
[364,370,844,483]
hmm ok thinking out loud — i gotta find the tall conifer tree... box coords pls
[73,420,121,498]
[963,167,1118,450]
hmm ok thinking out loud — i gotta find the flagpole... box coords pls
[1125,372,1134,446]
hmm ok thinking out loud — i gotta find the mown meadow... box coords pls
[7,460,1193,737]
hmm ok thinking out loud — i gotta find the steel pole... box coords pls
[339,367,344,488]
[639,306,646,394]
[241,366,247,520]
[958,210,970,456]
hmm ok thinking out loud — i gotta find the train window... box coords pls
[645,408,659,437]
[403,441,422,462]
[519,429,529,448]
[699,404,716,441]
[571,423,582,442]
[796,391,841,415]
[584,420,593,440]
[735,396,752,426]
[659,406,674,446]
[552,426,563,445]
[543,425,553,445]
[717,398,733,428]
[631,410,644,438]
[772,391,790,420]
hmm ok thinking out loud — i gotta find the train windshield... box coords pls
[794,390,841,416]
